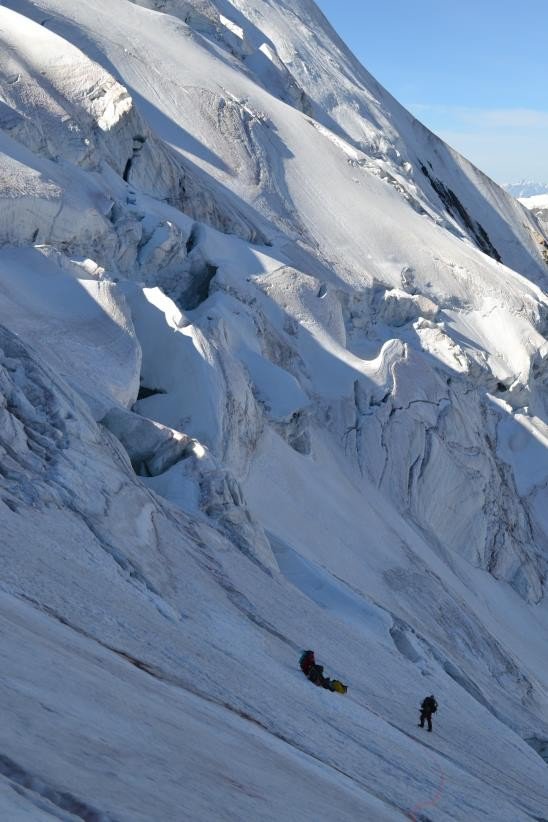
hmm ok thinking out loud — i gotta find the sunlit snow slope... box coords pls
[0,1,547,820]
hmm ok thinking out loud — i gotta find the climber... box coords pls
[418,694,438,732]
[299,650,331,688]
[300,650,330,687]
[299,649,316,677]
[299,650,347,693]
[308,663,332,689]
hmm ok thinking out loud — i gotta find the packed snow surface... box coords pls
[0,1,547,820]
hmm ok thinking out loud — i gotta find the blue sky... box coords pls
[315,0,548,183]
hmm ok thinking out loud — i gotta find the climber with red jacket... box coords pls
[299,650,347,693]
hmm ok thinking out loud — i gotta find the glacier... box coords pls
[0,1,547,819]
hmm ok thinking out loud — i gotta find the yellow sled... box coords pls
[331,680,348,694]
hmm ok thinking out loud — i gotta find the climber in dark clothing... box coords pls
[299,651,348,693]
[419,695,438,732]
[308,663,332,690]
[299,650,338,690]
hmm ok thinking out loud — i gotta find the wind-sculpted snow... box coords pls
[0,1,547,819]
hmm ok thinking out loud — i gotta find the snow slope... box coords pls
[0,1,547,819]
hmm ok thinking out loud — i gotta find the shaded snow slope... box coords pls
[0,2,547,819]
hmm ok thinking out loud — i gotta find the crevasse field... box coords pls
[0,1,547,819]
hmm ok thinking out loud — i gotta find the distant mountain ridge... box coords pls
[503,180,548,197]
